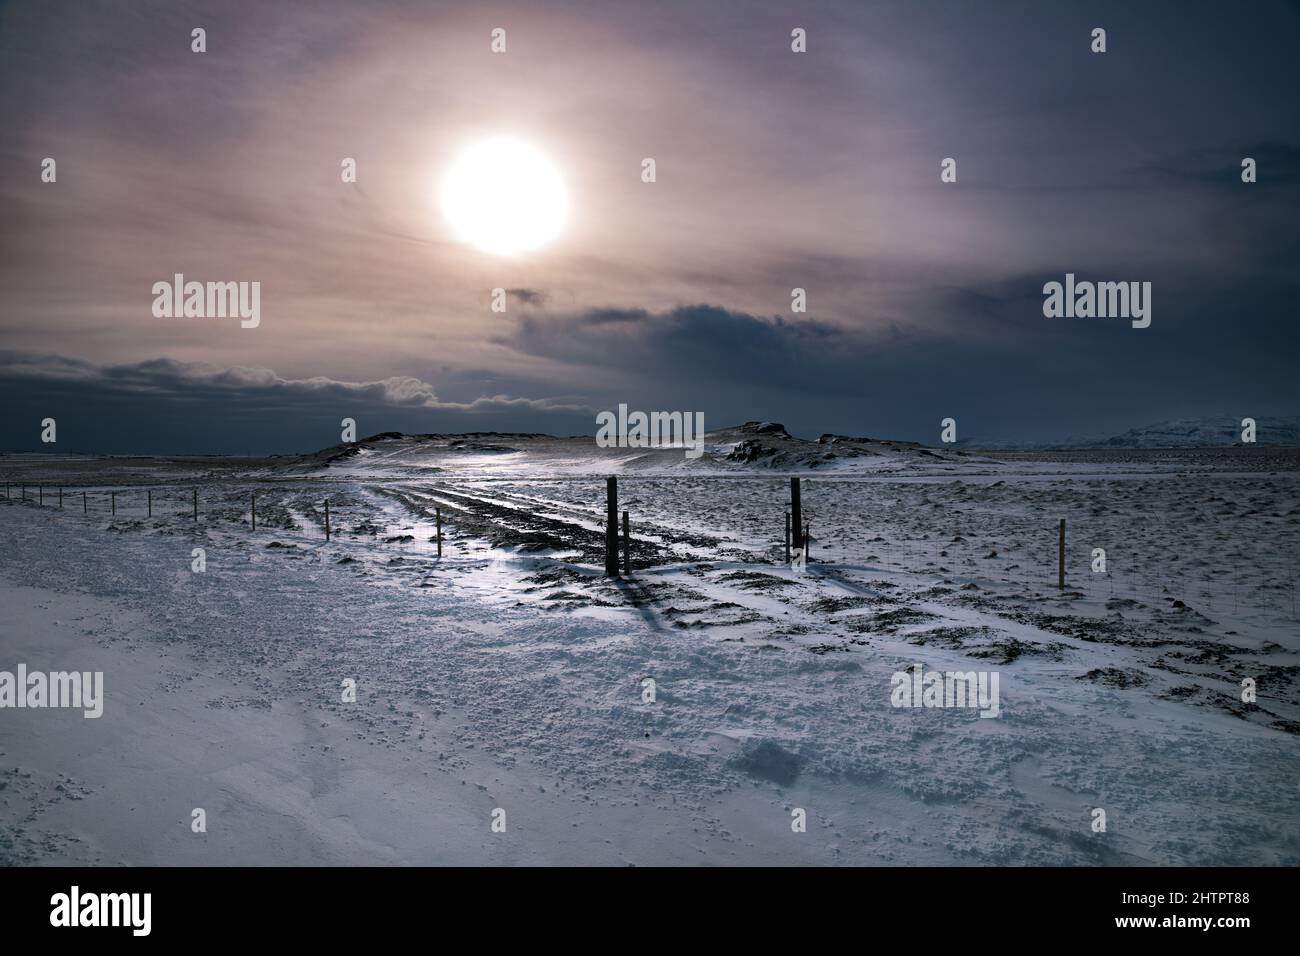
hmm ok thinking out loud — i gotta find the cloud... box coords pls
[1132,141,1300,188]
[502,304,853,388]
[0,351,583,413]
[0,351,591,453]
[489,286,1300,445]
[1,0,1297,450]
[506,288,548,306]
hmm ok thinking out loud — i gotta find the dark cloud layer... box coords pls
[0,352,588,454]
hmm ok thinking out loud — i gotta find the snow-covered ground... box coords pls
[1,434,1297,865]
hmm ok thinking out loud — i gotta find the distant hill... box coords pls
[288,417,1300,476]
[961,416,1300,450]
[290,421,983,478]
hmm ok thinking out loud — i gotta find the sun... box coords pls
[439,137,569,256]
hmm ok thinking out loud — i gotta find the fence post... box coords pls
[435,508,441,557]
[324,499,331,541]
[39,485,43,506]
[605,477,620,577]
[83,491,87,513]
[59,488,63,509]
[111,491,115,515]
[147,489,152,518]
[622,510,631,575]
[251,493,256,532]
[790,477,802,550]
[1058,519,1065,590]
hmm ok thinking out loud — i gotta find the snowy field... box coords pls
[2,430,1298,865]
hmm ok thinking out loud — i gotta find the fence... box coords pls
[2,476,1296,621]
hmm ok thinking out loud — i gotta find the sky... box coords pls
[1,0,1298,453]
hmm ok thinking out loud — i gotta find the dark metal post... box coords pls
[82,491,87,513]
[147,489,152,517]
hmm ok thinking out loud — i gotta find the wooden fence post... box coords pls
[147,489,152,517]
[111,491,115,515]
[82,491,87,513]
[324,499,331,541]
[1058,519,1065,590]
[59,488,63,508]
[605,477,620,577]
[38,485,43,506]
[790,477,802,550]
[622,510,631,575]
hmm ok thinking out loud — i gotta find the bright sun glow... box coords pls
[439,138,568,256]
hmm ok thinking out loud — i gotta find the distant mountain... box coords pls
[962,416,1300,450]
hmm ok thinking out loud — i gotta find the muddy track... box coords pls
[383,485,688,569]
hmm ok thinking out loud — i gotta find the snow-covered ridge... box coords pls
[297,421,982,478]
